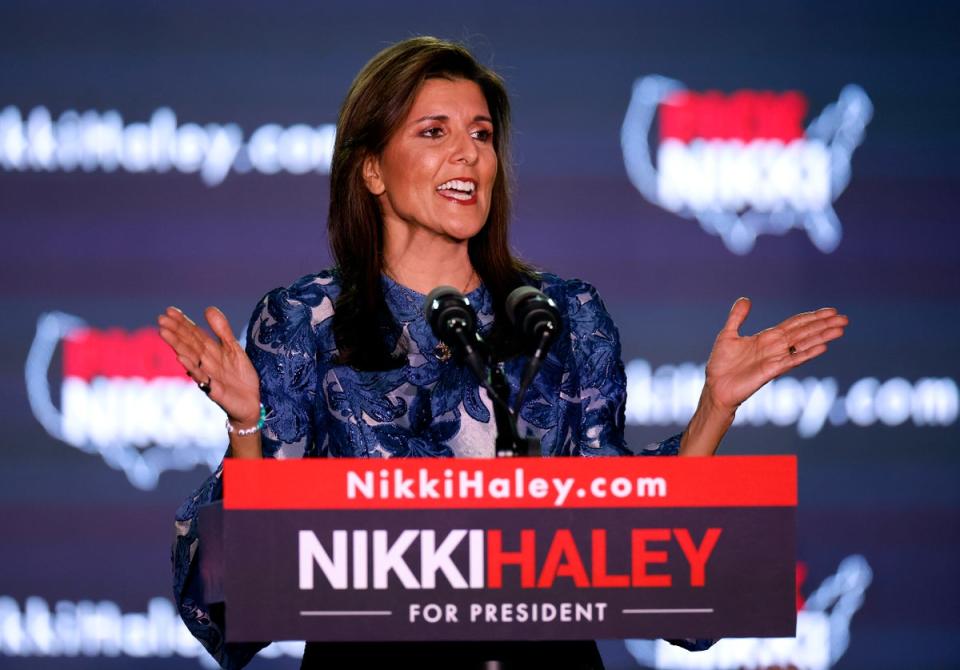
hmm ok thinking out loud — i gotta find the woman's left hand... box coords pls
[705,297,849,413]
[680,297,848,456]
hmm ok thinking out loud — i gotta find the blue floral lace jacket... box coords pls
[172,270,703,669]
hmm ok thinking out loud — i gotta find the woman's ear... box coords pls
[362,154,385,196]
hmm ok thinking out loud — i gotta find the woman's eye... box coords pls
[421,127,444,138]
[472,129,492,142]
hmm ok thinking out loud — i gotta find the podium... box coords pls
[198,456,796,642]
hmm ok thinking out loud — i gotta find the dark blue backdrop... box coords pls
[1,2,958,669]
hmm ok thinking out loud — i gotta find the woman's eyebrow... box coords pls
[413,114,494,124]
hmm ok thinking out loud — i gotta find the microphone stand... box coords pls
[490,364,539,458]
[491,365,518,457]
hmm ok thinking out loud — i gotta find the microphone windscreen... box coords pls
[424,285,463,324]
[506,286,561,343]
[424,285,477,342]
[505,286,542,325]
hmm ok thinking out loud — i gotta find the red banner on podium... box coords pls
[204,456,796,642]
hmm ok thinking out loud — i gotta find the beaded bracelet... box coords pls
[225,403,267,437]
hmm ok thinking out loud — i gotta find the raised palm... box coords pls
[705,298,848,412]
[157,306,262,426]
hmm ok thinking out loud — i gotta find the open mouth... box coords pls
[436,179,477,202]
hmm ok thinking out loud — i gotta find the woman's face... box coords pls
[364,77,497,243]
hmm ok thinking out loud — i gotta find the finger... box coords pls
[164,306,199,329]
[159,310,191,342]
[158,321,225,388]
[791,311,847,331]
[158,314,199,345]
[722,297,751,335]
[791,325,847,353]
[167,307,226,369]
[176,352,208,383]
[763,343,826,380]
[784,314,849,345]
[162,307,210,355]
[777,307,839,332]
[782,343,828,369]
[177,353,222,402]
[158,322,204,368]
[157,321,184,351]
[159,310,226,398]
[205,306,239,349]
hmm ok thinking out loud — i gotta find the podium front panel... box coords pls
[215,456,796,642]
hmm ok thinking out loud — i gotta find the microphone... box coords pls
[424,286,488,384]
[506,286,561,413]
[506,286,561,351]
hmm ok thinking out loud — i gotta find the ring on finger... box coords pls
[788,345,798,356]
[197,377,212,394]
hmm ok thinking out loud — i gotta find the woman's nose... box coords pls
[451,130,478,165]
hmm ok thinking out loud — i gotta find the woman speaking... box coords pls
[159,36,848,670]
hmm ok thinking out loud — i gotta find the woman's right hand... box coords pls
[157,306,262,427]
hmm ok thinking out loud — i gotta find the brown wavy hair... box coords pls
[329,36,531,370]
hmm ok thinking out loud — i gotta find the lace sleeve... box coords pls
[171,283,324,668]
[246,283,323,458]
[565,279,682,457]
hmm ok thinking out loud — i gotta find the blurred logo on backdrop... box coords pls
[625,555,873,670]
[26,312,227,490]
[622,358,958,438]
[0,595,303,666]
[621,77,873,254]
[0,105,336,186]
[24,314,958,490]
